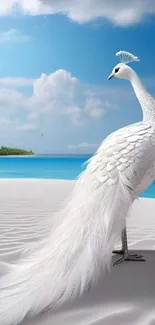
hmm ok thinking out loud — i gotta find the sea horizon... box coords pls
[0,154,93,158]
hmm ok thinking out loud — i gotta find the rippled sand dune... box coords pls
[0,179,154,325]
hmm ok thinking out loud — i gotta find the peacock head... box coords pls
[108,51,140,81]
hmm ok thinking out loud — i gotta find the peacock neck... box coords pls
[130,70,155,122]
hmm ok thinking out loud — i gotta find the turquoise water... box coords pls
[0,156,89,180]
[0,156,154,198]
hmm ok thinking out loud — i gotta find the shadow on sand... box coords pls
[22,250,155,325]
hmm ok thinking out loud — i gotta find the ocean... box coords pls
[0,155,154,198]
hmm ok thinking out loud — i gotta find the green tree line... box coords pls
[0,146,34,156]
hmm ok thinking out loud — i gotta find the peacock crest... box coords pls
[116,50,140,65]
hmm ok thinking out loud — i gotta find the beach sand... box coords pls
[0,179,155,325]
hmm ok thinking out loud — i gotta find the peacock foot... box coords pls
[113,253,145,266]
[113,249,143,257]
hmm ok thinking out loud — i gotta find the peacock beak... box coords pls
[108,73,114,80]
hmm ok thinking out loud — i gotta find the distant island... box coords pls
[0,146,34,156]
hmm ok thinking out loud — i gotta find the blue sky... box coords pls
[0,0,155,153]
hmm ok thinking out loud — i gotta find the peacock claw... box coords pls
[113,254,145,266]
[113,249,143,258]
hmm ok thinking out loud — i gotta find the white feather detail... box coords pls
[116,50,140,64]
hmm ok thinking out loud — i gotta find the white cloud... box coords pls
[68,142,98,150]
[84,96,105,118]
[0,88,28,110]
[31,69,108,124]
[27,112,39,120]
[0,77,35,88]
[0,1,15,15]
[0,117,11,125]
[0,29,31,42]
[17,123,37,131]
[0,0,155,26]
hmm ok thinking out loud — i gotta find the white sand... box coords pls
[0,179,155,325]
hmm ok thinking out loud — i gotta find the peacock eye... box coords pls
[115,67,120,73]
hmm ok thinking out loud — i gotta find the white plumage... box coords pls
[1,51,155,325]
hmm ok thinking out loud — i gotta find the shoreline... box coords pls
[0,178,153,199]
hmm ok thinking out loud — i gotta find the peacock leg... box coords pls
[113,228,145,265]
[112,228,125,255]
[113,227,131,255]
